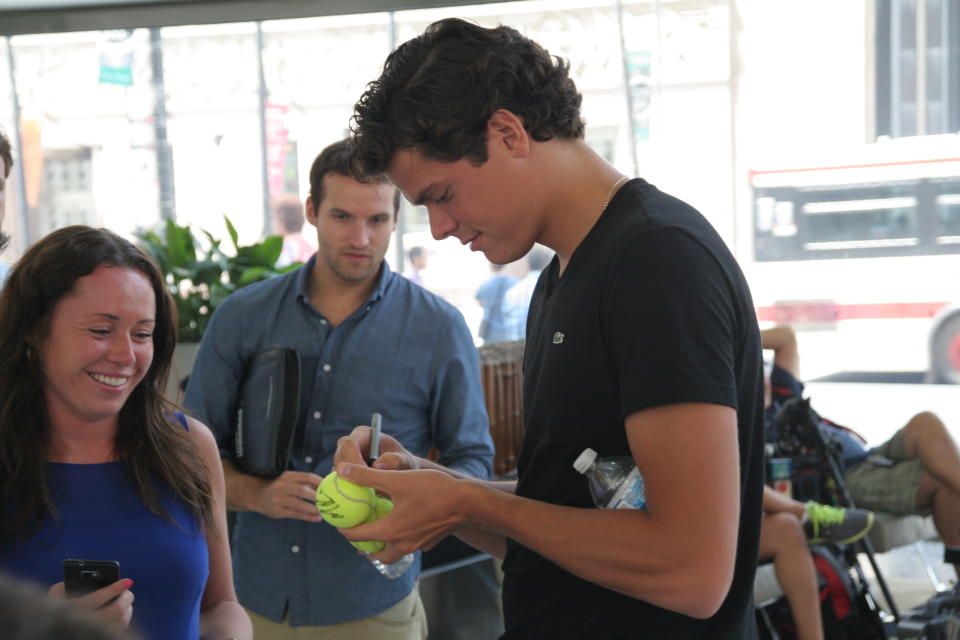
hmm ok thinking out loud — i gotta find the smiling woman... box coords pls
[0,226,252,640]
[39,265,156,448]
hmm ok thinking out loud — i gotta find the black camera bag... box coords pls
[234,346,301,478]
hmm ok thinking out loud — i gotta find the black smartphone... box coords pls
[63,559,120,597]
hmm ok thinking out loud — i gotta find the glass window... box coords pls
[0,0,729,342]
[800,184,919,250]
[875,0,960,138]
[934,179,960,241]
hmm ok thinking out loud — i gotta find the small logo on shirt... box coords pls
[552,331,565,344]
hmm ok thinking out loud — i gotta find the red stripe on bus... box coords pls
[756,302,949,323]
[748,157,960,180]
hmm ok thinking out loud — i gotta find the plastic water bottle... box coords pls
[573,448,646,510]
[368,553,415,579]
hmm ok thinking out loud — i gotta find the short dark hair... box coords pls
[308,138,400,217]
[0,129,12,179]
[408,246,424,261]
[351,18,585,177]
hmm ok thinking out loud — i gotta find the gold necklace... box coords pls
[601,175,629,212]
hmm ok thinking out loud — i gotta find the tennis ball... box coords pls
[350,496,395,553]
[315,472,375,528]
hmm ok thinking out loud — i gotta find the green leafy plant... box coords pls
[136,215,301,342]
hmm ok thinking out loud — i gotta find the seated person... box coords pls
[759,485,873,640]
[763,325,960,577]
[0,226,251,640]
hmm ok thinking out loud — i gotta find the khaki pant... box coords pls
[246,588,427,640]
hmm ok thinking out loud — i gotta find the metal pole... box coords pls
[5,36,31,246]
[615,0,639,178]
[726,0,739,255]
[149,27,175,220]
[388,11,405,272]
[256,21,271,236]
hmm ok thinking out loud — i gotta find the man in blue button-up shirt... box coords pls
[184,139,494,638]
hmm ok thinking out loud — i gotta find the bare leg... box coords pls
[898,412,960,577]
[900,412,960,496]
[916,472,960,577]
[763,485,807,520]
[759,512,824,640]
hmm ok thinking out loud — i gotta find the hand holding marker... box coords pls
[314,413,414,578]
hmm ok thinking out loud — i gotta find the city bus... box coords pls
[745,135,960,383]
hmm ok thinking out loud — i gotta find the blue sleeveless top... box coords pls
[1,426,209,639]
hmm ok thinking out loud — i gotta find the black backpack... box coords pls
[758,545,888,640]
[812,544,888,639]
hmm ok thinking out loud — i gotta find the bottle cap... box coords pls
[572,448,597,474]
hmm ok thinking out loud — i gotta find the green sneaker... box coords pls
[804,502,875,544]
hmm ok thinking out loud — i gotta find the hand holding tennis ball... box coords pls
[315,472,396,553]
[315,471,375,528]
[350,496,395,553]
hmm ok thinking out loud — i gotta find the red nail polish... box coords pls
[123,579,134,589]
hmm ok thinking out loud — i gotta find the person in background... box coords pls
[0,129,13,287]
[759,485,873,640]
[272,196,315,267]
[403,246,427,286]
[501,246,551,341]
[764,324,960,577]
[475,261,518,344]
[183,138,494,639]
[0,226,251,640]
[0,573,138,640]
[339,18,765,638]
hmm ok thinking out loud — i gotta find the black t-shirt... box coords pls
[500,179,764,639]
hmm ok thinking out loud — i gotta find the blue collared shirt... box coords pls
[184,257,493,627]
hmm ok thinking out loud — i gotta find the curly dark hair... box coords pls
[0,226,213,545]
[350,18,585,177]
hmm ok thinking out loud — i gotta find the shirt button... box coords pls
[313,411,322,419]
[291,545,300,554]
[304,456,313,464]
[323,364,332,372]
[320,319,328,325]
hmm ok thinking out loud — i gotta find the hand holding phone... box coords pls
[57,559,134,629]
[63,558,120,597]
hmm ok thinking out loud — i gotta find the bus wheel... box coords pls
[932,314,960,384]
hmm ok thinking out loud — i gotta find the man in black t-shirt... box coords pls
[332,18,765,638]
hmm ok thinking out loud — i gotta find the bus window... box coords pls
[800,183,918,251]
[935,179,960,241]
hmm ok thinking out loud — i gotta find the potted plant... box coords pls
[136,215,302,399]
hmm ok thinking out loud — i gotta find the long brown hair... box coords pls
[0,226,213,543]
